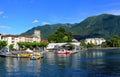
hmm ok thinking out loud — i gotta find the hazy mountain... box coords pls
[22,14,120,40]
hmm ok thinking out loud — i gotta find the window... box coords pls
[12,37,14,40]
[12,41,14,43]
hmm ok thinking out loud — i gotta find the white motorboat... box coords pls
[0,47,12,57]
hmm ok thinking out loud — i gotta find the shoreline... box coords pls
[88,47,120,50]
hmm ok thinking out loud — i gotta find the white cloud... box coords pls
[32,19,39,23]
[3,16,8,18]
[42,22,50,25]
[0,11,8,19]
[0,11,4,15]
[0,25,10,29]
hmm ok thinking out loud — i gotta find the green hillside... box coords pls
[72,14,120,39]
[22,14,120,40]
[22,23,74,39]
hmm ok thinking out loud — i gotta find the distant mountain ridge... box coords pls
[22,14,120,40]
[22,23,75,39]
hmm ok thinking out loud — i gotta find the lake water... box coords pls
[0,49,120,77]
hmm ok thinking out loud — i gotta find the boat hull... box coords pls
[57,51,71,54]
[30,56,41,60]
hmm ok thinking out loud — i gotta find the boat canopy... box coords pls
[61,43,74,50]
[25,48,33,52]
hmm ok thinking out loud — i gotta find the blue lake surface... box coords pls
[0,49,120,77]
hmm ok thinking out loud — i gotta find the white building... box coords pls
[46,42,80,50]
[0,30,41,49]
[2,35,19,46]
[0,33,2,40]
[85,38,105,45]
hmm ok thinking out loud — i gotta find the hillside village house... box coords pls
[0,30,41,49]
[85,38,105,45]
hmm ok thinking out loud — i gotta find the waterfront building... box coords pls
[2,35,19,46]
[0,30,41,49]
[85,38,105,45]
[0,33,2,40]
[46,42,80,50]
[72,38,78,42]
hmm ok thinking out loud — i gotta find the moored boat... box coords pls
[57,49,71,54]
[30,51,42,60]
[30,55,41,60]
[18,48,33,58]
[0,47,12,57]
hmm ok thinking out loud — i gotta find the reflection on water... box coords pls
[0,49,120,77]
[0,57,42,77]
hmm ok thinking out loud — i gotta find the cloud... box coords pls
[32,19,39,23]
[42,22,50,25]
[0,11,8,19]
[0,11,4,15]
[3,16,8,18]
[0,25,10,29]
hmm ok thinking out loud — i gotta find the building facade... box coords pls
[46,42,81,50]
[0,30,41,49]
[0,33,2,40]
[85,38,105,45]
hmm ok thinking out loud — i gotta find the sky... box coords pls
[0,0,120,34]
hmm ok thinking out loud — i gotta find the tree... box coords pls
[80,40,87,47]
[48,27,73,43]
[87,43,96,48]
[40,41,48,50]
[101,35,120,47]
[9,44,14,50]
[111,35,120,47]
[63,36,68,42]
[48,34,57,42]
[101,42,107,47]
[55,26,66,34]
[67,32,73,42]
[17,41,48,50]
[0,41,7,49]
[105,40,113,47]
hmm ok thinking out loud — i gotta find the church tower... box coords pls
[33,30,41,42]
[34,30,40,36]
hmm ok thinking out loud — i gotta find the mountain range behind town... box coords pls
[22,14,120,40]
